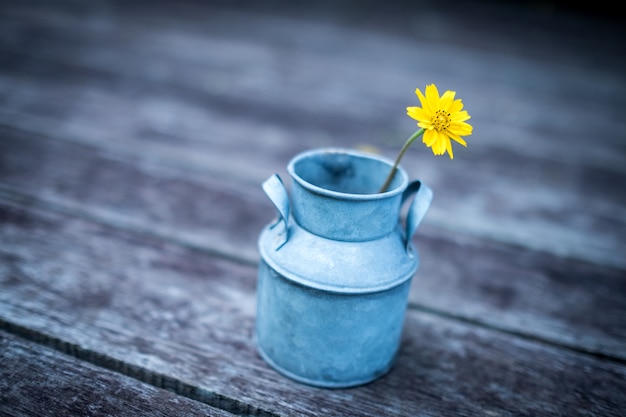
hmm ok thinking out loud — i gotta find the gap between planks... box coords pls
[0,318,280,417]
[0,186,623,368]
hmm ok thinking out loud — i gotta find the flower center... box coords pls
[432,110,451,131]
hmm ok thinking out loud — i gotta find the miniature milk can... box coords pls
[256,147,432,388]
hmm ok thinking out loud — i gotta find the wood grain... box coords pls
[1,201,625,416]
[0,0,625,268]
[0,331,237,417]
[1,1,625,415]
[1,129,625,361]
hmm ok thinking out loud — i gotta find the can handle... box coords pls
[401,180,433,254]
[262,174,290,250]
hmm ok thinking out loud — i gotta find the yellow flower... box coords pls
[406,84,473,159]
[378,84,474,192]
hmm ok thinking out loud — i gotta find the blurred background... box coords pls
[1,1,626,410]
[1,0,624,268]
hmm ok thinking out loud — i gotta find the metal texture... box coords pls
[257,148,432,388]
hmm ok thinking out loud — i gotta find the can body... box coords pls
[256,259,412,388]
[256,148,432,388]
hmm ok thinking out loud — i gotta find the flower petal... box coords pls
[451,109,471,122]
[448,121,473,136]
[447,132,468,146]
[449,99,464,114]
[424,84,441,112]
[440,90,456,111]
[422,129,437,147]
[415,88,432,113]
[432,131,448,155]
[445,137,455,159]
[407,106,429,122]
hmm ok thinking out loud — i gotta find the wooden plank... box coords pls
[0,127,266,263]
[1,1,625,268]
[1,200,625,416]
[0,331,237,417]
[1,2,624,177]
[1,0,624,167]
[0,62,624,272]
[1,129,625,361]
[1,3,624,416]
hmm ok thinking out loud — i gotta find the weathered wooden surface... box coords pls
[2,130,625,362]
[1,201,625,416]
[1,0,625,416]
[0,331,237,417]
[1,0,625,268]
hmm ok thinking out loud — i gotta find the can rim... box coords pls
[286,147,409,200]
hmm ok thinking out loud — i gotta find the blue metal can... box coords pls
[256,148,432,388]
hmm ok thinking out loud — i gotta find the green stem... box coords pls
[378,128,424,193]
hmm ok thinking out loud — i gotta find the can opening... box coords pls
[289,149,406,196]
